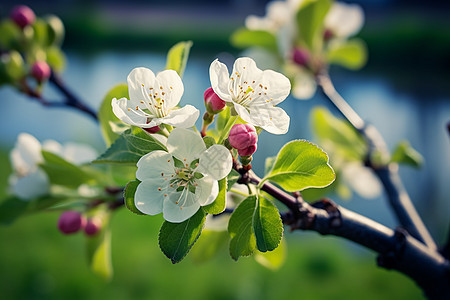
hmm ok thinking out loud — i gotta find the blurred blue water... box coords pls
[0,51,448,244]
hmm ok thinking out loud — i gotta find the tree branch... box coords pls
[316,71,437,251]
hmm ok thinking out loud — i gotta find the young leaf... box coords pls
[228,195,257,260]
[230,28,278,52]
[159,209,206,264]
[165,41,192,77]
[216,106,231,132]
[264,156,276,175]
[227,169,240,191]
[98,83,129,147]
[262,140,335,192]
[124,180,144,215]
[326,39,368,70]
[391,140,424,168]
[253,196,283,252]
[203,177,227,215]
[87,218,113,280]
[94,127,166,164]
[40,151,96,188]
[296,0,332,51]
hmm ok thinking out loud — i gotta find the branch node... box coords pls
[377,227,408,270]
[312,198,342,228]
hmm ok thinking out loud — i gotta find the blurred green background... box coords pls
[1,0,449,299]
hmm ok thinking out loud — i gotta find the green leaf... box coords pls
[3,50,25,81]
[203,177,227,215]
[296,0,332,51]
[0,197,29,225]
[391,140,424,168]
[46,46,66,72]
[254,237,287,271]
[327,39,368,70]
[94,127,166,164]
[190,230,229,263]
[98,83,129,147]
[227,169,240,191]
[203,136,216,149]
[44,15,65,47]
[165,41,192,77]
[87,212,113,280]
[263,140,335,192]
[230,28,278,52]
[40,151,96,188]
[159,209,206,263]
[33,18,52,47]
[311,107,367,161]
[216,106,231,132]
[228,195,257,260]
[264,156,276,175]
[253,196,283,252]
[0,20,21,49]
[124,180,145,215]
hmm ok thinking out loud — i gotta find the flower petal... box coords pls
[259,69,291,105]
[196,176,219,206]
[12,133,43,174]
[127,67,156,104]
[238,104,289,135]
[167,128,206,164]
[134,178,167,215]
[197,145,232,180]
[292,69,317,100]
[136,150,175,181]
[209,59,233,102]
[155,70,184,110]
[163,189,200,223]
[112,97,151,127]
[12,169,49,200]
[160,105,199,128]
[326,2,364,38]
[62,143,98,165]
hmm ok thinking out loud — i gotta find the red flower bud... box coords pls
[324,28,334,41]
[228,123,258,150]
[58,211,86,234]
[143,125,161,134]
[31,61,51,83]
[84,217,102,236]
[204,87,225,114]
[10,5,35,28]
[293,48,310,67]
[238,144,257,156]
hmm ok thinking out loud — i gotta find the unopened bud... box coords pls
[240,153,254,166]
[143,125,160,134]
[323,28,334,41]
[10,5,35,28]
[293,48,310,67]
[58,211,86,234]
[84,217,102,236]
[204,87,225,114]
[228,123,258,150]
[238,144,257,157]
[31,61,51,83]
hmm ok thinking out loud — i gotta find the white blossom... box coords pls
[112,67,199,129]
[210,57,291,135]
[325,2,364,39]
[134,128,232,223]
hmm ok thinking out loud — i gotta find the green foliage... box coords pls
[159,208,206,264]
[228,195,257,260]
[327,39,368,70]
[262,140,335,192]
[46,46,66,72]
[216,106,231,132]
[165,41,192,77]
[254,237,287,270]
[98,83,129,147]
[391,140,424,168]
[0,197,30,225]
[296,0,332,51]
[0,20,21,49]
[311,106,367,161]
[123,180,145,215]
[253,196,283,252]
[190,230,229,263]
[230,28,278,52]
[264,156,276,175]
[202,136,216,149]
[203,178,227,215]
[2,50,26,81]
[94,127,166,164]
[226,169,240,191]
[40,151,96,188]
[44,15,65,47]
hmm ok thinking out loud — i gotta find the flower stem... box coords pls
[217,115,238,144]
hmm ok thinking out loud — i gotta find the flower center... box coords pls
[137,83,173,118]
[228,69,272,107]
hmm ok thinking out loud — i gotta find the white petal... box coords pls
[12,169,49,200]
[259,69,291,105]
[12,133,43,173]
[127,67,156,104]
[136,151,175,181]
[112,97,150,127]
[134,178,167,215]
[292,70,317,100]
[243,104,290,135]
[155,70,184,110]
[167,128,206,163]
[42,140,63,155]
[163,189,200,223]
[62,143,98,165]
[209,59,233,102]
[326,2,364,38]
[233,57,262,79]
[195,176,219,206]
[160,105,199,128]
[197,145,232,180]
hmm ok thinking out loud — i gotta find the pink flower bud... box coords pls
[10,5,35,28]
[204,87,225,114]
[84,217,102,236]
[228,123,258,150]
[31,61,51,83]
[58,211,86,234]
[293,48,310,67]
[238,144,257,157]
[323,28,334,41]
[143,125,161,134]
